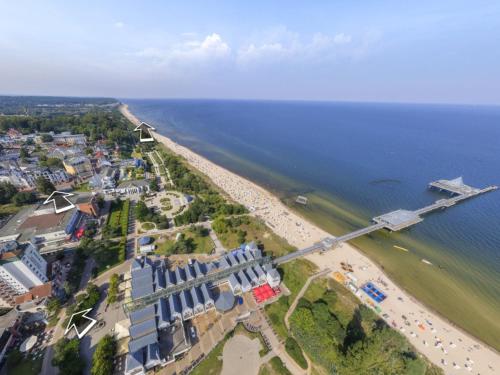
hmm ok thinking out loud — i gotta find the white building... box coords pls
[0,243,48,296]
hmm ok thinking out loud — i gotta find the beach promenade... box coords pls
[120,104,499,374]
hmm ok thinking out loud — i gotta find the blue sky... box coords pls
[1,0,499,104]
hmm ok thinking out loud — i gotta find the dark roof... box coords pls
[128,332,157,353]
[129,318,157,340]
[215,291,235,312]
[157,298,170,329]
[125,350,144,373]
[129,305,155,325]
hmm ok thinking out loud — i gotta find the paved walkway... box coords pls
[221,335,261,375]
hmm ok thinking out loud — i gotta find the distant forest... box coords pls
[0,95,118,116]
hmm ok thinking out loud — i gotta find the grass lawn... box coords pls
[8,354,43,375]
[93,240,123,274]
[0,203,21,217]
[141,222,155,230]
[154,238,176,255]
[284,337,307,369]
[216,216,296,256]
[264,259,317,340]
[74,182,90,192]
[259,357,292,375]
[184,231,215,254]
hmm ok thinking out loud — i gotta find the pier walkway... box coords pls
[274,178,497,265]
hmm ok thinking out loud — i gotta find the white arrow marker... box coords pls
[134,121,156,143]
[43,191,75,214]
[64,308,97,339]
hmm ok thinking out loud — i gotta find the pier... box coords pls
[125,178,497,310]
[274,177,497,264]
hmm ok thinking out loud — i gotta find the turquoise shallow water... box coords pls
[124,99,500,348]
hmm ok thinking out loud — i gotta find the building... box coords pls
[89,166,117,190]
[50,132,87,146]
[0,200,86,246]
[0,243,48,307]
[105,180,149,196]
[63,156,92,177]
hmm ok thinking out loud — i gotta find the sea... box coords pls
[124,99,500,349]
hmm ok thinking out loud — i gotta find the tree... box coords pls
[19,147,29,158]
[46,297,61,315]
[0,182,17,204]
[6,349,23,370]
[52,338,85,375]
[107,274,119,304]
[149,178,159,192]
[41,133,53,142]
[91,335,116,375]
[12,191,37,206]
[35,176,55,195]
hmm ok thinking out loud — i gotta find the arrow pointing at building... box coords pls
[64,308,97,339]
[43,191,75,214]
[134,122,156,143]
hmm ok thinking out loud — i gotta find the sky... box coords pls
[1,0,499,104]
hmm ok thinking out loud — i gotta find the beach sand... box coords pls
[120,104,499,373]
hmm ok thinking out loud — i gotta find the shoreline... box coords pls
[119,103,499,372]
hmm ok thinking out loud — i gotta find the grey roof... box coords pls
[129,305,156,325]
[245,250,255,261]
[128,332,157,353]
[200,283,213,303]
[174,267,185,284]
[267,269,280,280]
[117,179,149,189]
[238,270,251,290]
[228,274,240,289]
[245,267,258,283]
[130,318,157,340]
[236,252,247,264]
[131,283,154,300]
[180,290,193,311]
[193,261,205,277]
[131,265,152,280]
[215,291,235,312]
[165,269,176,286]
[155,268,166,289]
[227,253,238,266]
[145,343,161,369]
[125,350,144,374]
[190,287,203,308]
[253,264,265,278]
[168,294,182,317]
[131,259,142,271]
[185,265,195,281]
[219,257,230,269]
[157,298,170,329]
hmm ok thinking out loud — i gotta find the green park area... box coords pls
[154,225,215,255]
[5,351,43,375]
[104,198,130,238]
[258,356,292,375]
[212,215,295,256]
[264,259,317,339]
[286,278,442,375]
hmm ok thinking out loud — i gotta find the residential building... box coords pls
[63,156,92,177]
[0,243,48,307]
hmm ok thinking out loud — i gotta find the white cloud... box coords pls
[114,21,125,29]
[333,32,352,44]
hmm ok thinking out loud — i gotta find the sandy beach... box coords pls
[120,104,499,374]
